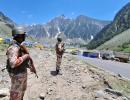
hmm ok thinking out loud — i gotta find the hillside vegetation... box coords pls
[0,22,12,37]
[97,28,130,52]
[87,3,130,49]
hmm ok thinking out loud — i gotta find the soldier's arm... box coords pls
[8,46,30,68]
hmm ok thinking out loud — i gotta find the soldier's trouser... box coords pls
[56,54,62,71]
[9,72,27,100]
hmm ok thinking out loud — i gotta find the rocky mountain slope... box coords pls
[87,2,130,49]
[0,11,110,45]
[27,15,110,42]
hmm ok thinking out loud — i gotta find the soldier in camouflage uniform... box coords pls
[6,27,35,100]
[55,37,65,75]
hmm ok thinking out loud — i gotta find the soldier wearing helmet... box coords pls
[12,26,26,43]
[6,26,33,100]
[55,36,65,75]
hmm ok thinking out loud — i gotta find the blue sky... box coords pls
[0,0,129,24]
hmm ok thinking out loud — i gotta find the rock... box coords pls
[92,75,100,80]
[117,74,122,78]
[53,81,57,84]
[103,79,112,89]
[39,93,46,100]
[0,88,9,97]
[105,88,123,96]
[48,92,51,95]
[122,97,128,100]
[84,69,88,73]
[82,85,86,89]
[47,88,53,95]
[95,90,105,98]
[49,83,52,86]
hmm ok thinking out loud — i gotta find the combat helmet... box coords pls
[12,26,26,37]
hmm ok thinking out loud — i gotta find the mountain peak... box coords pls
[77,15,88,19]
[0,12,5,17]
[60,14,65,18]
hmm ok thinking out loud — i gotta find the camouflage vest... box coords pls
[6,43,28,75]
[55,42,65,55]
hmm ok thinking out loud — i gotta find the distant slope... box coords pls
[87,2,130,49]
[0,22,12,37]
[0,12,15,38]
[97,28,130,51]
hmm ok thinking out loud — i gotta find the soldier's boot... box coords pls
[56,68,59,75]
[56,66,62,75]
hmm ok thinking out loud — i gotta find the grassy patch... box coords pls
[110,78,130,98]
[0,43,9,51]
[123,44,130,52]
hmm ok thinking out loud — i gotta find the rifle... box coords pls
[20,45,38,78]
[29,57,38,78]
[61,43,65,53]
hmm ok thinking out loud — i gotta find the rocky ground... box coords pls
[0,48,130,100]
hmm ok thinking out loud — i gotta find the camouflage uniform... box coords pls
[55,42,64,72]
[6,41,28,100]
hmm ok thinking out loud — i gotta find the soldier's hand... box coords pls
[22,54,30,61]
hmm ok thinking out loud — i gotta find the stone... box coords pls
[0,88,9,97]
[82,85,86,89]
[95,90,105,98]
[105,88,123,96]
[39,92,46,100]
[48,92,51,95]
[47,88,53,95]
[84,69,88,73]
[122,97,128,100]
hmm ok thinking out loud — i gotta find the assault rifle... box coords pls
[20,45,38,78]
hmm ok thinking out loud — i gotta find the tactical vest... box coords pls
[56,42,64,55]
[6,43,28,75]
